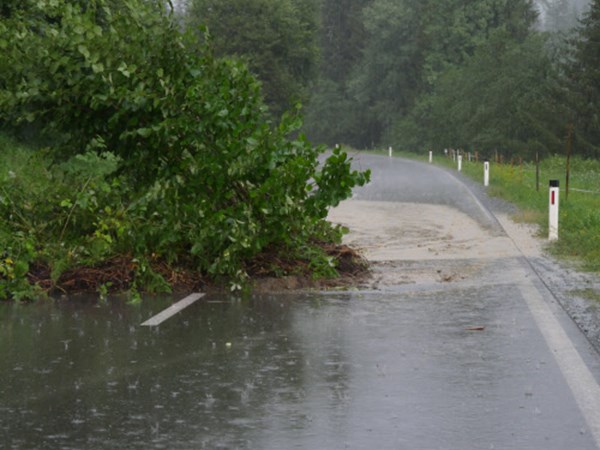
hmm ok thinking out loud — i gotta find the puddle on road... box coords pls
[0,287,594,449]
[0,294,353,449]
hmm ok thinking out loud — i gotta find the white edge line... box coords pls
[440,166,499,228]
[518,279,600,446]
[141,293,205,327]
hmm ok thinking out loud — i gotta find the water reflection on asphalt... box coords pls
[1,287,596,449]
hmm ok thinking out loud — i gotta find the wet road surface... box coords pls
[2,154,600,449]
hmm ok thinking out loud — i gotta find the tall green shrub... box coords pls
[0,0,369,297]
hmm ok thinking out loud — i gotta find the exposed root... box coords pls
[246,243,368,280]
[247,243,369,292]
[24,243,369,296]
[27,256,203,295]
[323,243,369,278]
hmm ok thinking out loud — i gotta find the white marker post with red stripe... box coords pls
[484,160,490,187]
[549,180,559,241]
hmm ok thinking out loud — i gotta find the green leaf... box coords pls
[49,61,60,74]
[92,63,104,74]
[118,62,130,78]
[136,128,152,137]
[77,45,90,59]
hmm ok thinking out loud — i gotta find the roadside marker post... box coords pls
[484,160,490,187]
[429,151,433,163]
[457,154,462,172]
[389,146,392,158]
[549,180,559,241]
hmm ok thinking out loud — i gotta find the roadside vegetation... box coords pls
[0,1,369,301]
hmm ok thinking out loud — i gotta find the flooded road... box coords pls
[2,154,600,449]
[2,285,599,449]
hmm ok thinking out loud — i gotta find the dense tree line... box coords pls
[179,0,599,158]
[183,0,319,117]
[565,0,600,155]
[316,0,600,156]
[303,0,598,158]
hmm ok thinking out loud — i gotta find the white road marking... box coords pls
[518,277,600,446]
[141,293,204,327]
[440,165,501,230]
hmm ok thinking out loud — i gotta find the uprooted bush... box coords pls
[0,0,369,299]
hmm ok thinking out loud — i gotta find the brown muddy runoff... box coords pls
[328,199,543,287]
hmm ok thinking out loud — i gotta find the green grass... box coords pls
[0,134,49,299]
[364,147,600,273]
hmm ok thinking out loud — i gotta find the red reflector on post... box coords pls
[549,180,559,241]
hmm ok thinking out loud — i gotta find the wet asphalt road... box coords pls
[2,154,600,449]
